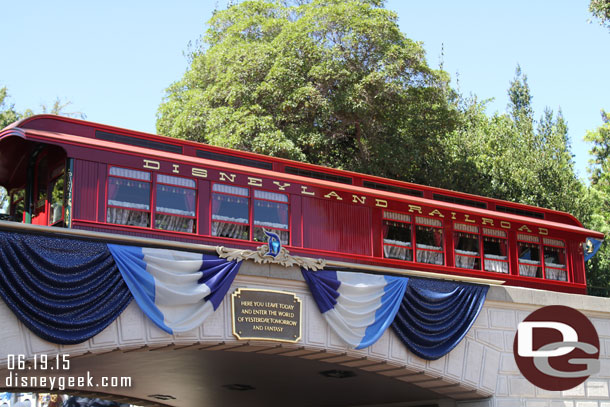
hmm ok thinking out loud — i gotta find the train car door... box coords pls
[30,148,66,227]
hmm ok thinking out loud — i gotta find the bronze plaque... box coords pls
[232,288,302,343]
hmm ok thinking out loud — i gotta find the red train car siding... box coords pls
[72,160,103,222]
[302,197,372,256]
[197,180,211,236]
[290,195,303,248]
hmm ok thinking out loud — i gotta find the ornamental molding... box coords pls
[216,244,326,271]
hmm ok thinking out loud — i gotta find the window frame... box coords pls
[48,164,66,226]
[541,237,569,282]
[210,182,291,244]
[153,173,198,234]
[106,166,153,228]
[382,210,413,262]
[414,215,445,266]
[481,227,509,274]
[453,223,481,271]
[252,188,290,245]
[517,233,543,279]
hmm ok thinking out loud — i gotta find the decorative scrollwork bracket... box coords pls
[216,244,326,271]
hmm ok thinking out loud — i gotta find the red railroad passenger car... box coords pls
[0,115,603,294]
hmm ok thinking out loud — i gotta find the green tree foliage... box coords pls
[157,0,458,183]
[0,87,20,212]
[589,0,610,30]
[584,111,610,296]
[0,87,20,129]
[444,67,586,217]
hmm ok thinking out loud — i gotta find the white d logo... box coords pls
[517,321,577,357]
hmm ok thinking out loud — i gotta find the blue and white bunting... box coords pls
[302,269,408,349]
[108,244,241,334]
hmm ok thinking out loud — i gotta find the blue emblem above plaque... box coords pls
[264,229,282,258]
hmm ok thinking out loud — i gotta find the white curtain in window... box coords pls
[109,167,150,181]
[157,174,196,188]
[155,214,194,233]
[546,268,567,281]
[108,199,150,210]
[212,221,248,240]
[484,254,509,273]
[383,242,412,261]
[254,190,288,202]
[213,184,248,196]
[383,211,411,223]
[519,259,540,277]
[106,207,149,227]
[483,228,507,238]
[416,244,443,265]
[212,214,248,224]
[543,238,565,247]
[415,217,442,227]
[455,249,477,269]
[454,223,479,233]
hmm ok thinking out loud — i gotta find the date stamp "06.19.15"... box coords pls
[3,354,132,391]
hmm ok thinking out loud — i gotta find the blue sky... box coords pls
[1,0,608,179]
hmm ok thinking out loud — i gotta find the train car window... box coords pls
[35,156,48,212]
[543,237,567,281]
[106,167,151,228]
[49,165,65,226]
[211,184,249,240]
[10,189,25,222]
[482,228,509,274]
[382,211,413,261]
[517,234,542,278]
[415,216,444,265]
[154,174,197,234]
[252,190,289,245]
[454,223,480,270]
[0,186,8,220]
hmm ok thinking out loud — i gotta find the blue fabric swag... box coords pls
[391,277,489,360]
[302,268,489,359]
[0,231,132,344]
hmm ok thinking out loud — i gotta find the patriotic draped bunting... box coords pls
[0,229,487,358]
[0,231,132,344]
[391,278,489,360]
[301,269,408,349]
[0,231,240,344]
[302,269,489,359]
[108,244,241,334]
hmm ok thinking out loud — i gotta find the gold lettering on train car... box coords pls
[273,181,291,191]
[219,172,236,183]
[464,214,476,223]
[538,228,548,236]
[482,217,494,226]
[518,225,532,233]
[172,164,180,174]
[248,177,263,187]
[191,168,208,178]
[500,221,511,229]
[301,186,315,196]
[428,209,444,218]
[408,205,422,214]
[352,195,366,204]
[375,199,388,208]
[324,191,342,200]
[143,159,160,170]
